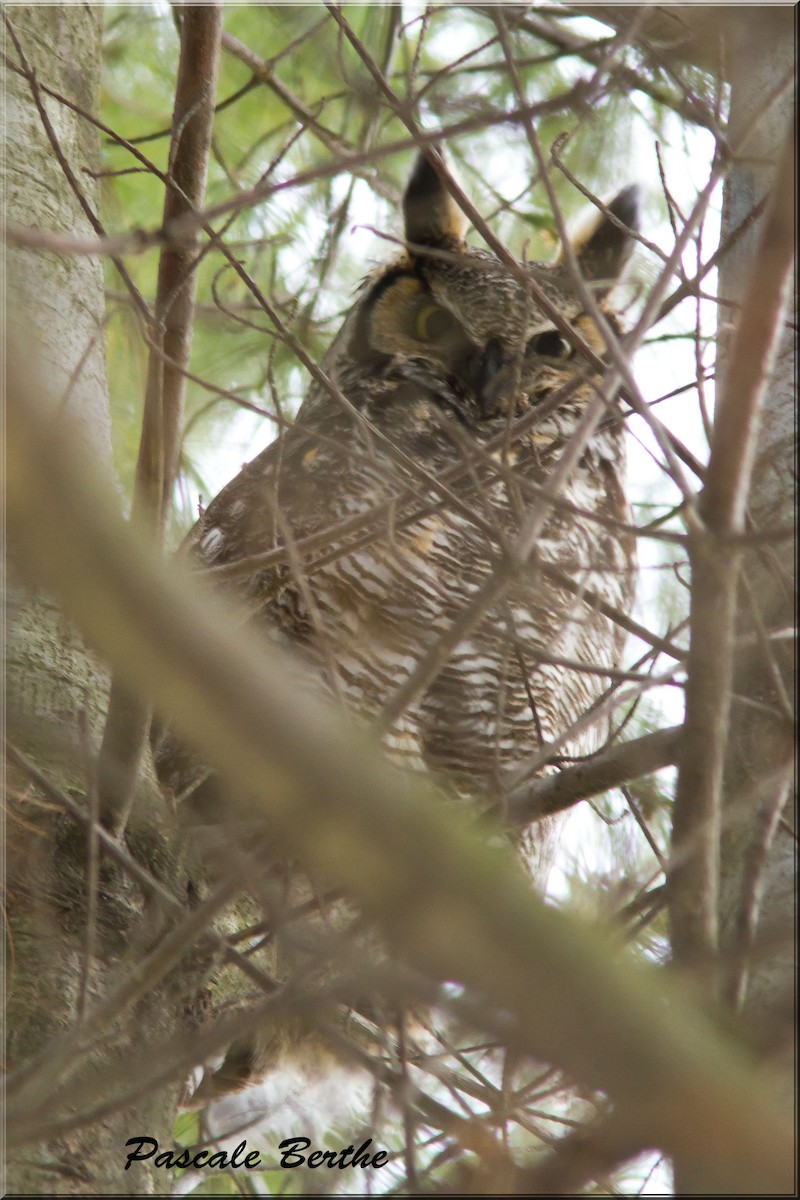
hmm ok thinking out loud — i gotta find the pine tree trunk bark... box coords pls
[3,8,189,1192]
[714,17,795,1063]
[671,11,795,1196]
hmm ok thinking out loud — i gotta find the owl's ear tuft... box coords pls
[562,184,640,294]
[403,150,469,250]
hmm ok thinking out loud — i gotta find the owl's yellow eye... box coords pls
[413,302,460,343]
[526,329,574,360]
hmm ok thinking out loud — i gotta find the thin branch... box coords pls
[97,3,223,833]
[505,726,681,826]
[75,712,101,1023]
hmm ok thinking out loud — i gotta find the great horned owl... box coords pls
[157,148,637,813]
[154,149,638,1092]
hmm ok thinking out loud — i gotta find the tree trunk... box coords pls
[715,19,795,1058]
[669,12,795,1196]
[3,8,188,1192]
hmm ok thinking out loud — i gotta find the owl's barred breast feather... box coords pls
[153,149,638,1093]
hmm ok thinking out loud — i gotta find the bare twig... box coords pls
[75,711,101,1023]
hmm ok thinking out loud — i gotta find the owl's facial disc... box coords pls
[357,269,582,424]
[364,270,477,369]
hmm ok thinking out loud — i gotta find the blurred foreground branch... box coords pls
[4,343,793,1193]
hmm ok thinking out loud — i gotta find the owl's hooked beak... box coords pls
[456,336,516,420]
[438,335,527,423]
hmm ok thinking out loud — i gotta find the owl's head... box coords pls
[334,149,639,428]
